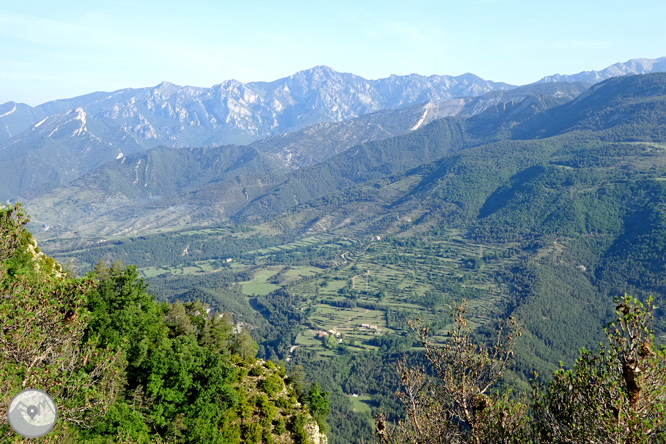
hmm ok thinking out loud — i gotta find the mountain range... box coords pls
[20,72,665,241]
[0,66,513,147]
[0,67,513,201]
[1,57,665,202]
[538,56,666,83]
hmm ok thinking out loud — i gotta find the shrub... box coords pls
[260,373,284,397]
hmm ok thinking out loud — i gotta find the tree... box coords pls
[0,204,121,440]
[532,294,666,443]
[286,365,307,401]
[83,262,239,443]
[307,383,330,416]
[231,327,258,360]
[86,262,162,369]
[199,312,233,354]
[307,383,330,434]
[376,299,529,444]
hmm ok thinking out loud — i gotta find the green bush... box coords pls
[262,427,274,444]
[236,367,249,382]
[275,417,287,435]
[290,414,310,444]
[249,365,264,376]
[242,423,263,444]
[275,396,291,409]
[257,394,277,420]
[259,373,284,397]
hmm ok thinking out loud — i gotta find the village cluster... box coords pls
[314,323,379,340]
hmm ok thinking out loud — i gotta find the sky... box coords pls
[1,0,665,106]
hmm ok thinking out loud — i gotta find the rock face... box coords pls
[1,66,514,149]
[538,56,666,84]
[304,420,328,444]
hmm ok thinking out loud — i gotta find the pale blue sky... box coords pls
[1,0,664,105]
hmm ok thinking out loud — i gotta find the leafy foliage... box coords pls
[380,296,666,443]
[532,295,666,443]
[0,206,327,443]
[376,300,529,444]
[0,204,121,441]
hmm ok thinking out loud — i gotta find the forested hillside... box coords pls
[0,204,328,443]
[19,80,585,238]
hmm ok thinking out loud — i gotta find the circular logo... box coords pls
[7,389,58,438]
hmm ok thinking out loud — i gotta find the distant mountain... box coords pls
[0,108,144,201]
[19,78,591,237]
[249,102,444,168]
[517,72,666,139]
[0,74,580,201]
[538,56,666,84]
[20,144,285,237]
[0,67,515,200]
[0,101,48,144]
[1,60,661,202]
[0,66,514,149]
[24,74,648,239]
[252,81,590,169]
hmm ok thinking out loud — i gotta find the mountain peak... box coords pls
[455,72,485,82]
[310,65,336,72]
[291,65,339,80]
[152,81,182,94]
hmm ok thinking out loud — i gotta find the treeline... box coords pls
[51,229,297,269]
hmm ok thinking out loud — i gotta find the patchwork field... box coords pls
[51,214,523,356]
[214,227,523,354]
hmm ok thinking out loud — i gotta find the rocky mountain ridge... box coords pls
[0,66,514,148]
[538,56,666,84]
[0,58,664,202]
[22,73,647,239]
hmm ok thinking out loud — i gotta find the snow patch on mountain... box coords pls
[72,108,88,136]
[0,103,16,118]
